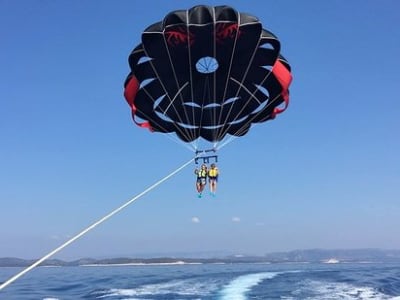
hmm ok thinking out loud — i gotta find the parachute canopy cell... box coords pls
[124,5,292,143]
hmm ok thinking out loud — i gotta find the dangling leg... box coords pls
[196,181,202,198]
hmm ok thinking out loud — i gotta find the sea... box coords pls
[1,262,400,299]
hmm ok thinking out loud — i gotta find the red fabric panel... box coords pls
[124,76,152,130]
[272,60,293,116]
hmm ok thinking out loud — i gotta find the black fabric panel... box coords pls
[124,4,292,143]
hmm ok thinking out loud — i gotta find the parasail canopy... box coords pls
[124,5,292,149]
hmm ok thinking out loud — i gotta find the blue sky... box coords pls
[1,0,399,260]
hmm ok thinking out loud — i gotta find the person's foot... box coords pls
[198,193,202,198]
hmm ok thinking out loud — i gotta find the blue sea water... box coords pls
[1,262,400,299]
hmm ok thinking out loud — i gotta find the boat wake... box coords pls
[219,272,278,300]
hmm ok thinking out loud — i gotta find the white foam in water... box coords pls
[98,278,218,298]
[298,279,398,300]
[219,272,278,300]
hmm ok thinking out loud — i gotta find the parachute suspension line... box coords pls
[186,12,197,144]
[215,14,241,142]
[211,6,219,145]
[161,131,195,153]
[222,35,285,147]
[213,141,219,150]
[161,32,195,143]
[216,26,263,141]
[127,52,196,151]
[133,89,195,153]
[135,45,194,147]
[193,77,210,151]
[0,157,194,292]
[217,32,285,145]
[217,33,262,143]
[218,92,282,151]
[164,82,189,113]
[216,135,235,151]
[139,39,193,144]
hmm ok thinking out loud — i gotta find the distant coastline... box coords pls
[80,261,203,267]
[1,249,400,267]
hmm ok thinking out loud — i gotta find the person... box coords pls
[208,163,219,196]
[194,164,208,198]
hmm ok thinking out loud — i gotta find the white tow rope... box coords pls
[0,157,194,291]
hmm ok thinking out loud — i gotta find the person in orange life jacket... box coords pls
[208,163,219,196]
[194,164,208,198]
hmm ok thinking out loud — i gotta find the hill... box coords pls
[1,249,400,267]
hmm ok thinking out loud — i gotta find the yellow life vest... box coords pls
[196,169,207,178]
[208,168,218,177]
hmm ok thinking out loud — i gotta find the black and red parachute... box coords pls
[124,5,292,144]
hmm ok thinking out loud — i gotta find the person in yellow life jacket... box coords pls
[208,163,219,196]
[194,164,208,198]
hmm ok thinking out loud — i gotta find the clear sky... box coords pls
[1,0,399,260]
